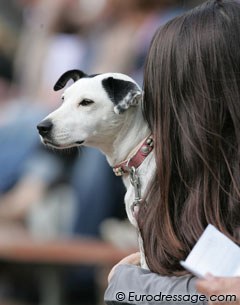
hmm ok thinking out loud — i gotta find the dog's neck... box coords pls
[105,106,151,167]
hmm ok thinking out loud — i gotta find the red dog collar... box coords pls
[113,135,154,176]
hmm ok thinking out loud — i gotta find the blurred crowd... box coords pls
[0,0,203,304]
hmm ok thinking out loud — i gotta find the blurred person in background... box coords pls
[0,0,80,225]
[0,0,125,304]
[0,2,82,302]
[88,0,183,84]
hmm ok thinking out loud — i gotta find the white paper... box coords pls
[180,224,240,278]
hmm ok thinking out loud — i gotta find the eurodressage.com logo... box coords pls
[115,291,237,303]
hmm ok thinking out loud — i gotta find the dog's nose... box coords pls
[37,120,53,137]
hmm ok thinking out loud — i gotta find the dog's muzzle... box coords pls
[37,120,85,148]
[37,120,53,137]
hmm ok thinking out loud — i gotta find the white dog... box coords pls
[37,70,155,268]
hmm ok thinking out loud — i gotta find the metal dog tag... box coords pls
[130,167,142,216]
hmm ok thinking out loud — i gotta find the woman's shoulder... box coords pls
[105,264,207,305]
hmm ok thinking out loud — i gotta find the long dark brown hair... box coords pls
[139,0,240,275]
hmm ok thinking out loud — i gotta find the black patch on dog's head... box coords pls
[54,70,87,91]
[102,78,137,105]
[102,77,142,114]
[54,70,100,91]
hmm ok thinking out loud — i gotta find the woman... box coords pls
[105,0,240,304]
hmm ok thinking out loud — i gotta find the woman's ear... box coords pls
[102,77,143,114]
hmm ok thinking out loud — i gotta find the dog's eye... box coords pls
[61,96,64,103]
[79,99,94,107]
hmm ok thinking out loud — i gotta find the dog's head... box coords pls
[37,70,142,149]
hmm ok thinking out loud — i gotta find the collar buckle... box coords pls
[112,135,153,176]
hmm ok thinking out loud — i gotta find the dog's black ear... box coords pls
[54,70,86,91]
[102,77,142,114]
